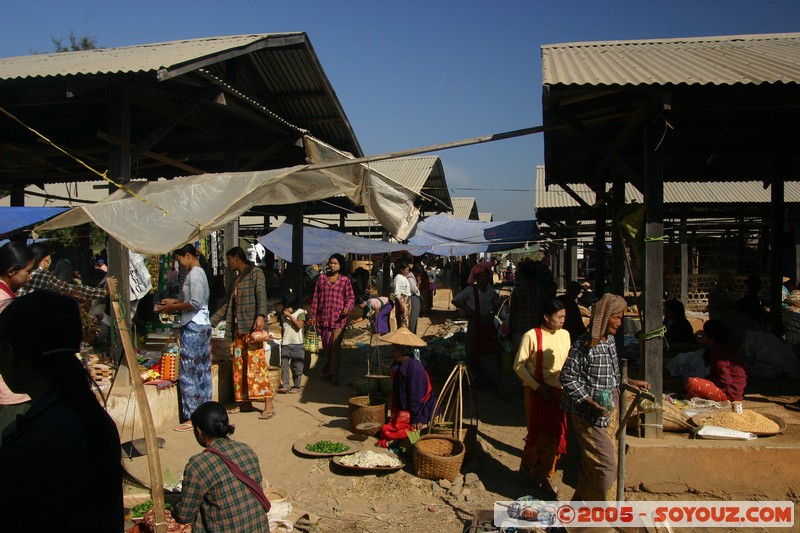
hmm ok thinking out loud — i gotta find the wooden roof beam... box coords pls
[97,131,205,175]
[554,107,642,187]
[130,90,212,161]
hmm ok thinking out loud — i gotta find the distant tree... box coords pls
[51,31,100,52]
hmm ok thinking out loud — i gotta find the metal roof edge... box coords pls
[541,32,800,50]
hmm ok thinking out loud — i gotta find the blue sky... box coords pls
[4,1,800,220]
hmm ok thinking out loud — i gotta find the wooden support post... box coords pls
[566,226,578,283]
[108,91,131,377]
[680,218,689,305]
[594,190,607,297]
[288,204,305,299]
[642,116,664,439]
[770,177,785,336]
[612,176,626,296]
[107,277,166,533]
[795,214,800,285]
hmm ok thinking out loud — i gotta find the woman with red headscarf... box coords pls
[452,261,505,397]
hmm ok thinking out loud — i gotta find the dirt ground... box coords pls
[121,287,800,533]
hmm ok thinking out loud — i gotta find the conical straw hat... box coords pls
[378,327,427,347]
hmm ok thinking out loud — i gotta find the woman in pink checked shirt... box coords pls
[308,253,355,386]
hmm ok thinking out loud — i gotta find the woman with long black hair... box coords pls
[308,253,354,386]
[0,291,123,532]
[514,298,570,497]
[210,247,275,418]
[0,242,36,436]
[156,243,212,431]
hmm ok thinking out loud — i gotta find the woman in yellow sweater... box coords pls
[513,298,571,497]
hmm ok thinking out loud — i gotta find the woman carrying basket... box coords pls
[211,247,275,420]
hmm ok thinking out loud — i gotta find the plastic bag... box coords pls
[593,388,614,410]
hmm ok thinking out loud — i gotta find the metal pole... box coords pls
[617,358,628,502]
[305,125,546,171]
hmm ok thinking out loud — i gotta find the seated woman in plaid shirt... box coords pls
[174,401,270,532]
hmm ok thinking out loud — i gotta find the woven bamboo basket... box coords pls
[429,422,478,460]
[348,395,387,433]
[267,366,281,397]
[353,421,383,437]
[414,434,465,482]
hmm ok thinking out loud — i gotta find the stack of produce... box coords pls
[339,450,403,468]
[697,410,779,433]
[89,363,113,388]
[306,440,350,453]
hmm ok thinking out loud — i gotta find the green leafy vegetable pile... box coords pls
[305,440,350,453]
[130,500,172,519]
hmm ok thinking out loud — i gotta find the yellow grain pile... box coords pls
[700,410,779,433]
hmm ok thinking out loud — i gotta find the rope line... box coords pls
[640,325,668,350]
[0,105,206,233]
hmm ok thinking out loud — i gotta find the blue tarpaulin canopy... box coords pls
[406,214,539,256]
[259,215,539,264]
[0,207,69,237]
[258,223,426,264]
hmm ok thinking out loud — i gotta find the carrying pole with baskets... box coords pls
[107,277,167,533]
[427,362,478,459]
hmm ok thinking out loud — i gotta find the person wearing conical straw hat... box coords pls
[379,327,437,429]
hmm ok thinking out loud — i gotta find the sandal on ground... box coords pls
[173,422,194,432]
[277,387,291,394]
[259,410,276,420]
[288,387,301,394]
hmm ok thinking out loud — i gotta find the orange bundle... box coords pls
[160,352,179,381]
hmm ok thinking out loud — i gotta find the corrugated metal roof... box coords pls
[0,33,364,185]
[542,33,800,87]
[451,197,478,220]
[535,165,800,209]
[369,157,437,194]
[0,33,305,80]
[478,212,494,222]
[370,157,451,212]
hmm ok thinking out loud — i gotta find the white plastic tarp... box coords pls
[35,137,420,254]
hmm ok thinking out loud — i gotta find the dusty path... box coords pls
[123,287,541,532]
[122,286,800,532]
